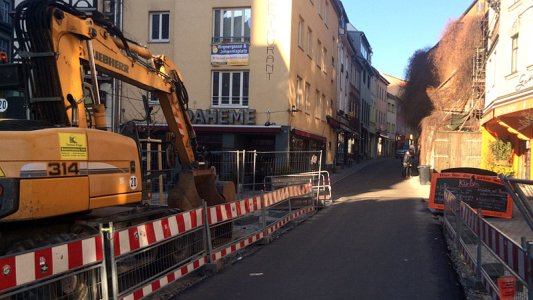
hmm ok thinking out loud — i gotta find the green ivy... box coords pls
[491,164,514,176]
[490,139,513,162]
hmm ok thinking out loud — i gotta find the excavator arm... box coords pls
[18,1,197,166]
[0,0,235,222]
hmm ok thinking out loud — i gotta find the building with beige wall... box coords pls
[334,3,361,166]
[374,71,390,157]
[120,0,341,166]
[382,73,407,153]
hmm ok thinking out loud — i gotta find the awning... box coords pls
[326,115,340,129]
[292,129,327,143]
[482,96,533,140]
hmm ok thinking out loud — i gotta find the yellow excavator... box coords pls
[0,0,233,255]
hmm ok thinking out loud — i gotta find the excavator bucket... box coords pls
[167,167,235,211]
[167,167,235,247]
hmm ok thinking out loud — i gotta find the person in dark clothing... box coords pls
[402,145,415,178]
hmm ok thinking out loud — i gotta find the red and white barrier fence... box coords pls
[121,256,208,300]
[0,234,105,297]
[113,208,204,257]
[0,183,316,300]
[444,196,533,299]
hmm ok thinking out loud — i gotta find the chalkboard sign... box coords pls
[429,172,512,219]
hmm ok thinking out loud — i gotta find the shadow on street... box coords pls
[173,159,464,300]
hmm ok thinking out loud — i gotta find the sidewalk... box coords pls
[329,159,382,184]
[329,158,431,200]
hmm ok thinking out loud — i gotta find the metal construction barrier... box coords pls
[136,146,324,204]
[209,150,323,197]
[0,233,107,299]
[207,183,314,263]
[264,171,332,207]
[500,176,533,232]
[0,183,315,300]
[110,208,207,299]
[443,189,532,299]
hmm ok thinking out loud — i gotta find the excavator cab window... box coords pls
[82,83,96,128]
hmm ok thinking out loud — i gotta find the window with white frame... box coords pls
[305,82,311,113]
[213,8,251,43]
[321,94,326,120]
[314,89,320,118]
[150,12,169,42]
[322,47,327,72]
[298,16,304,48]
[212,71,249,107]
[307,27,313,56]
[511,34,518,73]
[316,39,322,68]
[296,76,303,109]
[324,0,329,24]
[0,1,9,24]
[360,44,368,60]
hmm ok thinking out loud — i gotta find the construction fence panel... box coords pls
[262,184,315,238]
[443,191,532,299]
[207,195,264,262]
[207,150,323,195]
[207,183,314,263]
[137,145,324,201]
[110,208,206,300]
[0,234,107,300]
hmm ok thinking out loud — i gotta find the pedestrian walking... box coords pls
[402,145,415,178]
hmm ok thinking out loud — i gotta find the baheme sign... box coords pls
[211,43,249,66]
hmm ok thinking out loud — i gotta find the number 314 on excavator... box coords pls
[0,0,234,255]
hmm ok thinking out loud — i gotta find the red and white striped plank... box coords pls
[114,208,204,257]
[480,220,528,283]
[263,184,312,208]
[210,233,265,262]
[263,189,283,208]
[264,207,315,236]
[318,193,332,200]
[0,235,103,293]
[121,256,208,300]
[460,202,479,234]
[208,196,262,225]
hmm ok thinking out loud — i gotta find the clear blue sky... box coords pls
[343,1,471,80]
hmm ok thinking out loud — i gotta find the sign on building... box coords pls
[211,43,249,66]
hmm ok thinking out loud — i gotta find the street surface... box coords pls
[173,159,465,300]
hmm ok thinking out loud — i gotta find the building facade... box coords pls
[374,71,390,157]
[348,25,373,160]
[481,0,533,178]
[120,0,341,167]
[382,73,406,152]
[334,3,360,166]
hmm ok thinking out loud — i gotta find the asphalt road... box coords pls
[173,158,465,300]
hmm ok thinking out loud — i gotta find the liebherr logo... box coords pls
[95,51,129,73]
